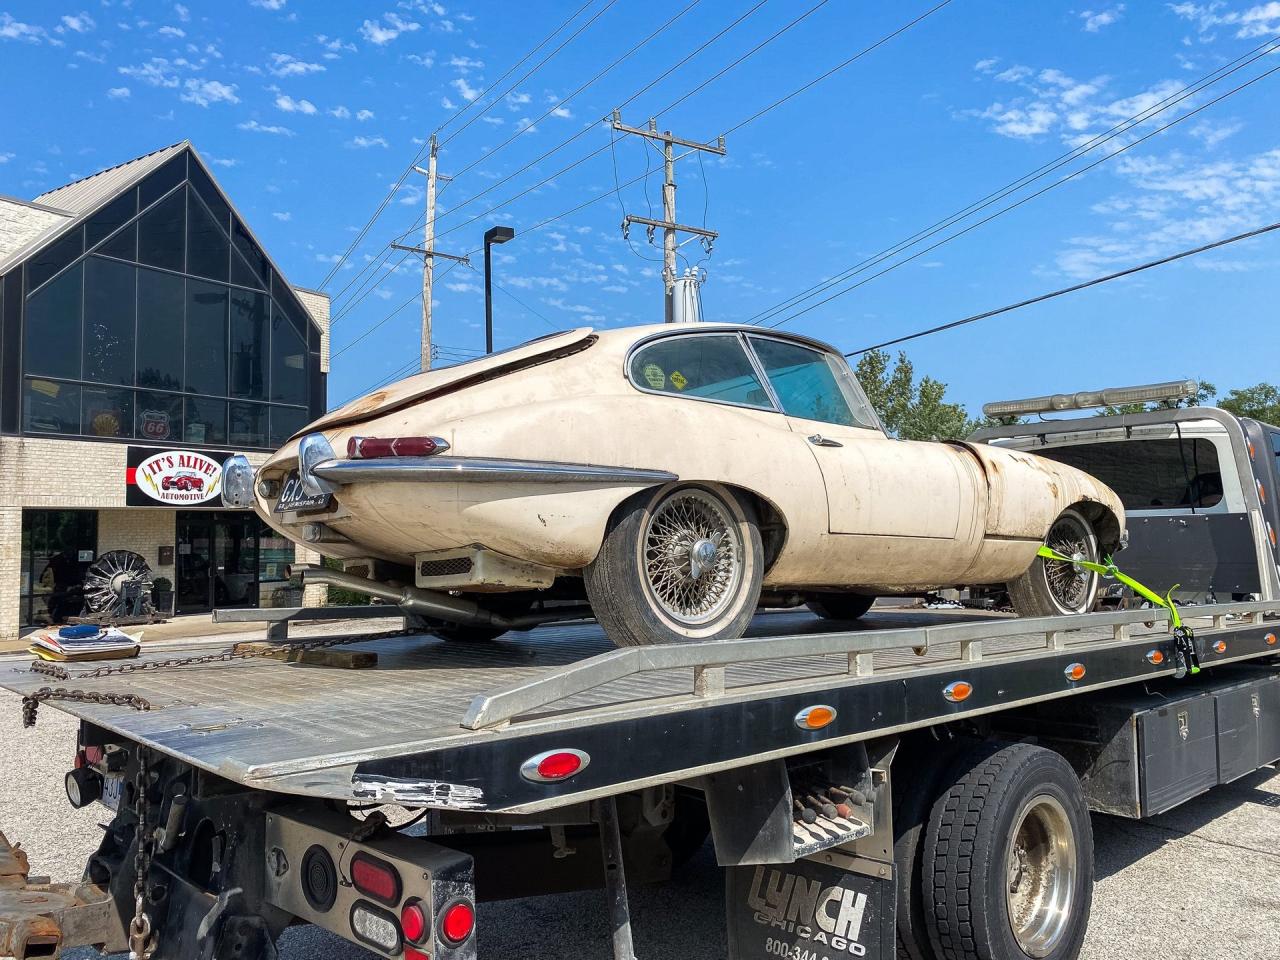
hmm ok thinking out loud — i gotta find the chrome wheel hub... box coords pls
[1005,794,1077,958]
[642,490,743,626]
[1043,515,1096,613]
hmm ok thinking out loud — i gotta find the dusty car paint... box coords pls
[253,323,1125,594]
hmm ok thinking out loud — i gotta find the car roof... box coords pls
[600,322,846,357]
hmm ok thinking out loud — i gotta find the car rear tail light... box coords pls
[350,852,402,907]
[440,900,476,945]
[349,901,402,954]
[520,749,590,782]
[347,435,448,459]
[401,899,429,944]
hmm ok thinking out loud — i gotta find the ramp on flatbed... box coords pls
[2,606,1275,809]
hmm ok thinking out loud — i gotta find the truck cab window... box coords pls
[1034,438,1223,511]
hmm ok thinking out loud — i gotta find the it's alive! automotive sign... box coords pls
[126,447,230,507]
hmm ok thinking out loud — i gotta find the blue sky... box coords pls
[2,0,1279,415]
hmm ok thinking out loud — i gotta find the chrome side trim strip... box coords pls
[310,456,678,485]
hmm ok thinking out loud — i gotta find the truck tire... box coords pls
[807,593,876,621]
[1007,507,1100,618]
[923,742,1093,960]
[893,745,954,960]
[585,484,763,647]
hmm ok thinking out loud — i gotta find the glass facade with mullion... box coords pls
[13,147,322,449]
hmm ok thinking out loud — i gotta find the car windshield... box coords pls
[628,334,773,409]
[747,336,878,429]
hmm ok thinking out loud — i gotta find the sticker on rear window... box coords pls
[670,370,688,391]
[643,363,666,389]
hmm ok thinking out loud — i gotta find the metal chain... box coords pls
[21,687,152,728]
[128,751,156,960]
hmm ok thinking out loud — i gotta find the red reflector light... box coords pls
[347,435,445,459]
[401,899,428,944]
[520,749,590,782]
[74,749,86,770]
[350,853,402,907]
[441,900,475,945]
[85,746,105,765]
[405,949,430,960]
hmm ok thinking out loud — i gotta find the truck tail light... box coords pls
[440,900,476,945]
[347,436,448,459]
[520,749,590,782]
[401,899,429,944]
[350,853,402,906]
[349,901,402,954]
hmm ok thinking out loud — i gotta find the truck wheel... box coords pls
[923,742,1093,960]
[893,746,953,960]
[1007,507,1100,618]
[585,484,763,647]
[806,593,876,621]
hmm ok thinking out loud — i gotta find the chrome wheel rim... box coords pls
[1005,794,1077,958]
[641,489,743,627]
[1042,514,1097,614]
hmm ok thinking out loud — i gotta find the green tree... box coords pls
[854,349,981,440]
[1218,383,1280,423]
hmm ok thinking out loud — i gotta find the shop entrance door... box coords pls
[176,512,260,614]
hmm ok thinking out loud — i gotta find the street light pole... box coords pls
[483,225,515,354]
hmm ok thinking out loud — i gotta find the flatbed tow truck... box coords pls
[2,386,1280,960]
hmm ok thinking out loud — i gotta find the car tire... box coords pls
[923,741,1094,960]
[584,483,764,647]
[806,593,876,621]
[1007,507,1101,618]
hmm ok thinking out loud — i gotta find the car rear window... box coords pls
[628,334,773,409]
[1034,438,1223,510]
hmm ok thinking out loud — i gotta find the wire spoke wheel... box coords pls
[641,489,744,627]
[1004,794,1078,958]
[1041,512,1098,614]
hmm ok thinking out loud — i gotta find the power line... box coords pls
[331,261,462,359]
[845,218,1280,356]
[767,58,1280,329]
[745,32,1280,326]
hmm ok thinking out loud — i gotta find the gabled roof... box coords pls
[34,141,187,215]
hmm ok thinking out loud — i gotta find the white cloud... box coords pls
[407,52,434,67]
[550,105,572,119]
[175,4,190,22]
[355,108,374,121]
[268,52,324,77]
[360,12,419,45]
[1190,119,1244,148]
[107,86,131,99]
[239,119,295,135]
[446,280,481,293]
[205,154,239,167]
[275,94,317,114]
[1170,1,1280,39]
[0,152,13,163]
[317,34,356,57]
[449,55,483,72]
[348,135,389,148]
[451,76,481,101]
[1080,5,1124,32]
[118,58,180,87]
[481,115,504,126]
[329,105,351,118]
[251,0,288,9]
[1,13,49,43]
[59,12,96,33]
[157,25,185,38]
[272,211,292,221]
[505,91,531,109]
[181,78,239,107]
[974,57,1000,73]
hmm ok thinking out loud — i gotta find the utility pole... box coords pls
[612,111,726,322]
[392,135,469,371]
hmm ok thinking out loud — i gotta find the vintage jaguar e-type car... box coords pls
[223,324,1126,647]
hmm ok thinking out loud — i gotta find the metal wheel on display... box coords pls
[83,550,156,619]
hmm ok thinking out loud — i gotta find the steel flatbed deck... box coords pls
[3,603,1278,813]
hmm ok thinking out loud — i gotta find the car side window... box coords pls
[748,337,877,429]
[628,334,774,409]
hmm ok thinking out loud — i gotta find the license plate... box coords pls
[274,470,331,514]
[101,773,124,812]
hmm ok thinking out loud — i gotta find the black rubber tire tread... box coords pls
[1007,507,1100,619]
[922,741,1094,960]
[584,484,764,647]
[892,741,956,960]
[807,593,876,621]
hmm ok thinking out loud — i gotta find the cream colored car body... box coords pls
[253,324,1125,594]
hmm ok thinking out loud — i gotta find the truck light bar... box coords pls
[982,379,1198,418]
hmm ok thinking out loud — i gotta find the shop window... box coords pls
[270,406,309,446]
[229,401,267,448]
[87,191,138,248]
[138,187,186,273]
[82,385,134,438]
[136,390,183,442]
[96,222,137,262]
[83,257,137,386]
[258,522,300,607]
[137,268,185,390]
[231,218,270,290]
[186,188,230,282]
[20,509,98,626]
[230,288,268,399]
[270,303,308,404]
[26,228,83,293]
[24,379,80,435]
[185,278,228,396]
[25,261,83,380]
[139,153,186,208]
[185,396,227,445]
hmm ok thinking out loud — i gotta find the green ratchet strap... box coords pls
[1037,546,1201,675]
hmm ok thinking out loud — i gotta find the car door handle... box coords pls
[808,434,842,448]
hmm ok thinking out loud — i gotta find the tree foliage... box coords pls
[854,349,981,440]
[1218,383,1280,424]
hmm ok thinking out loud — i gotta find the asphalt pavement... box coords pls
[1,691,1277,959]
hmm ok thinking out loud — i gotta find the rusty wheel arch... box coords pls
[1067,499,1123,556]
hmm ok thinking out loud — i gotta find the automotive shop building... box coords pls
[0,142,328,642]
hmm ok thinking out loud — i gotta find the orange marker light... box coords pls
[1266,633,1277,646]
[1213,640,1227,654]
[943,681,973,703]
[1146,649,1166,665]
[794,705,838,730]
[1064,663,1086,681]
[1259,480,1268,505]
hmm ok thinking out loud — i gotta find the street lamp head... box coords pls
[484,225,516,245]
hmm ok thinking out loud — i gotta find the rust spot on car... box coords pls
[349,390,390,414]
[1048,481,1059,497]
